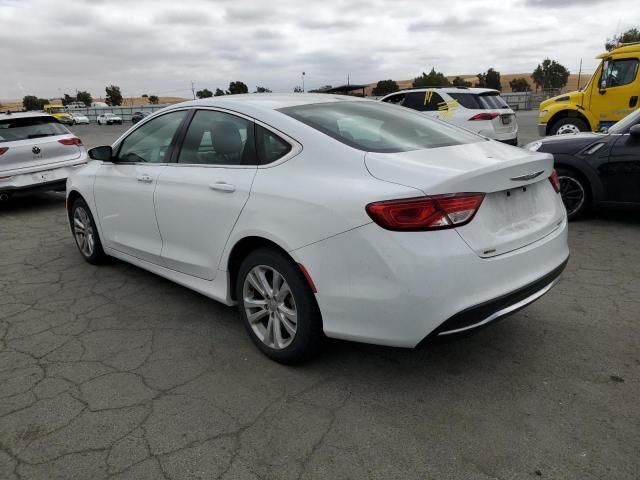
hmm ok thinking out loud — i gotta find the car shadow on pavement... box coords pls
[0,191,66,214]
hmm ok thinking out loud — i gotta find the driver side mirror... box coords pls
[88,145,113,161]
[599,80,607,94]
[630,124,640,138]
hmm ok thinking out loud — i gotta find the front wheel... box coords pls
[70,198,108,264]
[236,248,323,364]
[550,117,589,135]
[557,167,590,220]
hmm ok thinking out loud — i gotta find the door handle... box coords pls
[137,174,153,183]
[630,96,638,108]
[209,182,236,193]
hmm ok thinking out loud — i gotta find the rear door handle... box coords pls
[137,174,153,183]
[630,96,638,108]
[209,182,236,193]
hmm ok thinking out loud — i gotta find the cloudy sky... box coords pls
[1,0,637,100]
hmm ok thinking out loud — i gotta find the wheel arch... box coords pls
[546,109,595,134]
[554,156,604,205]
[226,235,294,301]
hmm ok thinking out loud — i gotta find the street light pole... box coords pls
[302,72,305,93]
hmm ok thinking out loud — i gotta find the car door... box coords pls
[93,109,189,264]
[588,58,640,129]
[603,124,640,204]
[153,109,258,280]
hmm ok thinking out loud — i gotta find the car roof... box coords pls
[383,87,501,96]
[0,111,53,121]
[174,93,370,112]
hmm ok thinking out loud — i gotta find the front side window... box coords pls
[381,93,406,105]
[178,110,256,165]
[280,101,482,153]
[602,59,639,88]
[117,110,187,163]
[403,91,448,112]
[0,116,69,143]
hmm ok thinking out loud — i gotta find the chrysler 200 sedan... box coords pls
[66,94,569,363]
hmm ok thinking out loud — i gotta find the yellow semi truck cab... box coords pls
[43,104,74,125]
[538,43,640,136]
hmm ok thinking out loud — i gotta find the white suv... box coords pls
[380,87,518,145]
[0,112,87,200]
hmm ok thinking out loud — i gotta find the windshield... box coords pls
[609,108,640,134]
[0,116,69,142]
[48,107,66,114]
[279,101,482,153]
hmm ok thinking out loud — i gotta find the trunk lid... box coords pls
[0,135,82,174]
[365,140,565,257]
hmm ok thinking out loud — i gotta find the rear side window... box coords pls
[178,110,256,166]
[448,92,509,110]
[279,101,482,153]
[256,125,291,165]
[0,116,68,143]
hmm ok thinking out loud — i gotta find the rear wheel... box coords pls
[550,117,589,135]
[236,248,323,364]
[70,198,107,264]
[557,167,590,220]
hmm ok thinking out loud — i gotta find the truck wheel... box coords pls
[550,118,589,135]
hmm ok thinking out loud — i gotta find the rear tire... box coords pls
[70,198,108,264]
[550,117,589,135]
[236,248,323,364]
[557,167,590,220]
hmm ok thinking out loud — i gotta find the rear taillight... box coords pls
[468,112,500,121]
[549,169,560,193]
[0,147,8,156]
[58,137,82,146]
[366,193,485,231]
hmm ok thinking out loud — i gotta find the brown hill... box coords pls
[1,96,188,112]
[365,73,592,96]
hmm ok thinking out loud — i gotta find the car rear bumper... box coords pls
[292,217,569,348]
[0,161,87,193]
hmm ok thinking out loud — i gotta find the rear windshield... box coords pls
[279,101,482,153]
[448,92,509,110]
[0,116,68,143]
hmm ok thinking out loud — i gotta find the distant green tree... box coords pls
[214,88,225,96]
[509,77,531,92]
[105,85,123,106]
[76,91,93,107]
[372,79,400,96]
[452,76,472,87]
[141,94,149,98]
[23,95,48,111]
[293,86,303,93]
[532,59,570,91]
[196,88,213,98]
[62,93,75,106]
[148,95,159,104]
[606,28,640,51]
[254,86,272,93]
[476,68,501,90]
[228,81,248,94]
[413,68,451,88]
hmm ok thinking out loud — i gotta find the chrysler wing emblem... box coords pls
[510,170,544,181]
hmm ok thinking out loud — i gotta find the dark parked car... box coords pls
[525,109,640,219]
[131,111,151,124]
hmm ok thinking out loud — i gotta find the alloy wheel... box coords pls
[558,175,585,217]
[242,265,298,350]
[73,206,95,257]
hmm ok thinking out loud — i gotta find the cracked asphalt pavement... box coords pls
[0,121,638,479]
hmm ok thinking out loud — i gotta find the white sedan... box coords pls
[66,94,569,363]
[71,113,90,125]
[96,113,122,125]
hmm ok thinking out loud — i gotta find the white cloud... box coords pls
[0,0,637,100]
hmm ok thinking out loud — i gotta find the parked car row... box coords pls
[3,90,639,363]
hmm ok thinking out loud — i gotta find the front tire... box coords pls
[70,198,107,264]
[557,167,590,220]
[550,117,589,135]
[236,248,323,364]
